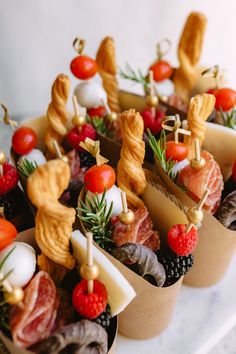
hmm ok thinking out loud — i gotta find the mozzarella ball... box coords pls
[86,185,123,217]
[154,79,175,97]
[74,81,107,109]
[0,242,36,287]
[18,148,46,166]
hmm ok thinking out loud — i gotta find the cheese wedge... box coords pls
[71,230,136,316]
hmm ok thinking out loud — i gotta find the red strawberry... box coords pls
[87,106,106,118]
[67,124,96,152]
[72,279,108,319]
[0,163,19,196]
[141,108,165,134]
[167,224,199,256]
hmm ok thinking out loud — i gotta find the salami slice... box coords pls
[178,150,223,213]
[10,271,58,348]
[111,207,160,251]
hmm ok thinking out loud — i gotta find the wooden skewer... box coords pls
[162,115,191,145]
[86,232,94,294]
[0,165,3,177]
[194,138,201,161]
[72,95,79,117]
[148,71,156,118]
[121,190,128,214]
[101,99,111,115]
[185,188,210,233]
[53,140,62,159]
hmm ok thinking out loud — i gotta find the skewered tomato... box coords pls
[70,55,98,80]
[12,127,37,155]
[0,218,17,250]
[232,160,236,183]
[166,141,188,162]
[84,164,116,193]
[87,106,106,118]
[213,88,236,112]
[149,60,173,82]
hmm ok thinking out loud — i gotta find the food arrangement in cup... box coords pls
[0,154,136,353]
[0,64,215,340]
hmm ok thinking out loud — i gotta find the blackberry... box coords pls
[157,248,194,287]
[93,304,111,330]
[80,152,96,169]
[0,191,18,219]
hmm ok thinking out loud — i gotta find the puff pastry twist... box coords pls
[117,109,146,209]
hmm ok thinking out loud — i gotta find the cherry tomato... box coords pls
[214,88,236,112]
[84,164,116,193]
[166,141,188,162]
[70,55,98,80]
[232,160,236,183]
[149,60,173,82]
[0,218,17,250]
[87,106,106,118]
[12,127,37,155]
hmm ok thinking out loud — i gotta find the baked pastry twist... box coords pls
[117,109,146,209]
[184,93,215,158]
[27,160,75,273]
[173,12,207,103]
[96,37,120,113]
[45,74,70,156]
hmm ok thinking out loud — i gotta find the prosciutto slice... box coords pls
[178,150,224,213]
[111,207,160,251]
[10,271,58,348]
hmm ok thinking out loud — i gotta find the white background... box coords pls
[0,0,235,116]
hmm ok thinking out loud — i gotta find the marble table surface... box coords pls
[1,117,236,354]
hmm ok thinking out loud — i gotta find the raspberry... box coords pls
[67,124,96,152]
[141,108,165,134]
[167,224,198,256]
[0,163,19,196]
[72,279,108,319]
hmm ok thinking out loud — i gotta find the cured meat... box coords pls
[10,271,58,348]
[67,149,84,182]
[178,150,224,213]
[111,207,160,251]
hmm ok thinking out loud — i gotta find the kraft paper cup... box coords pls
[78,182,184,339]
[0,228,117,354]
[153,122,236,287]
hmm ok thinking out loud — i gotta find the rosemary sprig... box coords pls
[86,115,113,138]
[220,108,236,129]
[77,191,114,251]
[119,64,148,90]
[17,159,38,178]
[147,129,177,180]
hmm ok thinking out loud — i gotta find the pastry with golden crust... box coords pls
[96,36,120,113]
[45,74,70,157]
[117,109,146,209]
[27,160,76,277]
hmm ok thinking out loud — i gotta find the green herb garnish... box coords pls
[148,129,177,180]
[77,191,114,251]
[17,159,38,178]
[220,108,236,130]
[119,64,148,90]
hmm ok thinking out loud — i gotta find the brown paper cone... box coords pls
[78,185,183,339]
[153,123,236,287]
[0,228,117,354]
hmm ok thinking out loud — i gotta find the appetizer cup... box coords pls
[0,228,118,354]
[78,172,184,339]
[154,122,236,287]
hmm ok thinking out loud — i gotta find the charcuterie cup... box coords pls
[154,122,236,287]
[79,171,185,339]
[0,228,118,354]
